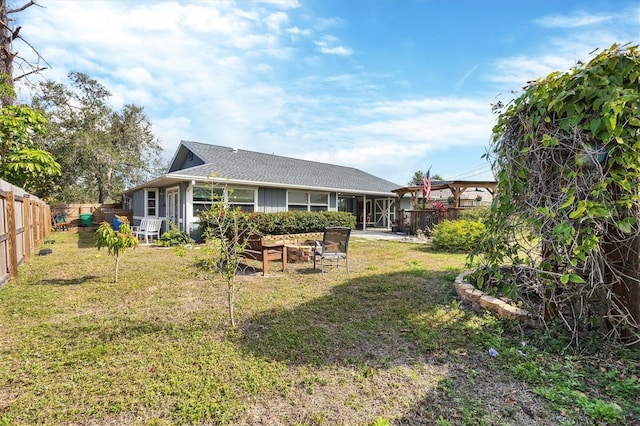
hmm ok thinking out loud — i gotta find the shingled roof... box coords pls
[168,141,400,195]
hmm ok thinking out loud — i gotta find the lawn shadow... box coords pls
[77,230,97,249]
[237,268,478,369]
[37,275,100,286]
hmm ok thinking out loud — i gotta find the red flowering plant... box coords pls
[433,201,448,215]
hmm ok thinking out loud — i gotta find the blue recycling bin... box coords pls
[113,216,122,231]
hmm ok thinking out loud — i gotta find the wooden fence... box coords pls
[50,203,133,227]
[405,208,462,234]
[0,180,51,288]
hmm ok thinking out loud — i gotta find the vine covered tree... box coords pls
[32,72,163,203]
[472,44,640,345]
[0,0,48,105]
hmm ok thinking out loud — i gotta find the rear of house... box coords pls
[124,141,402,239]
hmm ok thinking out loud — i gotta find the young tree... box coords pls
[32,72,162,203]
[194,185,254,328]
[95,217,139,283]
[472,44,639,345]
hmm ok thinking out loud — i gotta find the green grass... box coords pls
[0,231,637,425]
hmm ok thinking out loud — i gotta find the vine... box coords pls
[470,44,640,345]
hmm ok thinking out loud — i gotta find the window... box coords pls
[228,188,255,212]
[145,189,158,217]
[193,185,255,214]
[193,186,223,214]
[287,190,329,211]
[123,196,132,210]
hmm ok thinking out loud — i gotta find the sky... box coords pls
[13,0,640,186]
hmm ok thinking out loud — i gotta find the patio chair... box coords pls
[313,227,351,274]
[132,218,163,244]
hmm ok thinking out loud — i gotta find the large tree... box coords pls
[0,0,47,105]
[408,170,443,186]
[33,72,162,203]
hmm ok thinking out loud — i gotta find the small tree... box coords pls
[194,185,255,327]
[95,217,139,283]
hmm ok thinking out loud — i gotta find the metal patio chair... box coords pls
[313,227,351,274]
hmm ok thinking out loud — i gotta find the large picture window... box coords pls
[193,185,255,214]
[287,191,329,211]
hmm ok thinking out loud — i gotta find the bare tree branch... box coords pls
[13,65,46,81]
[7,1,41,15]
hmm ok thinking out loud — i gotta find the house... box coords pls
[123,141,402,238]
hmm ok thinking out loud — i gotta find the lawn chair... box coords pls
[313,227,351,274]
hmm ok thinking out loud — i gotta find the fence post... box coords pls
[23,195,31,261]
[31,202,42,247]
[6,191,18,281]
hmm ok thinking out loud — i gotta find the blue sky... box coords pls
[15,0,640,186]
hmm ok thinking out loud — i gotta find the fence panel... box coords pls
[0,180,50,288]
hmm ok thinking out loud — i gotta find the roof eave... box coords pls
[168,173,397,197]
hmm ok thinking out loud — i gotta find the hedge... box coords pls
[199,210,356,237]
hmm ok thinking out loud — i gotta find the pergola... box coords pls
[392,180,498,211]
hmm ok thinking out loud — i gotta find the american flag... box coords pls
[422,169,431,201]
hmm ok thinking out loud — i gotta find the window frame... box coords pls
[145,189,159,217]
[287,190,329,212]
[192,185,256,214]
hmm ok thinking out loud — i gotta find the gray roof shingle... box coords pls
[171,141,401,194]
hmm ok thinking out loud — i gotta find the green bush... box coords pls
[199,210,356,237]
[158,221,194,247]
[432,219,486,252]
[458,206,490,223]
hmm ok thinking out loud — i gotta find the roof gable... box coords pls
[167,142,205,172]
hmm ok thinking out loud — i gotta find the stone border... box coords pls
[455,271,533,321]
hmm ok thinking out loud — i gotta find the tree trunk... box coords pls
[0,1,14,105]
[603,228,640,342]
[114,256,120,283]
[228,279,236,328]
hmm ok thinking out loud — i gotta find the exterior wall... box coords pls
[258,188,286,213]
[177,155,204,170]
[329,193,337,211]
[132,189,146,223]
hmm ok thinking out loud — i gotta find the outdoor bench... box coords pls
[243,235,287,276]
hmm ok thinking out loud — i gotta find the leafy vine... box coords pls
[470,44,640,345]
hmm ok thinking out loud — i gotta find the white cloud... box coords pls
[12,0,635,186]
[314,35,353,56]
[286,26,311,36]
[535,11,612,28]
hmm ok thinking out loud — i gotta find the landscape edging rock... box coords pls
[454,271,533,322]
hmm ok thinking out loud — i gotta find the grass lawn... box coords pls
[0,231,638,425]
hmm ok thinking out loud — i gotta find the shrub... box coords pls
[432,219,485,252]
[199,210,355,237]
[458,206,490,223]
[158,220,194,247]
